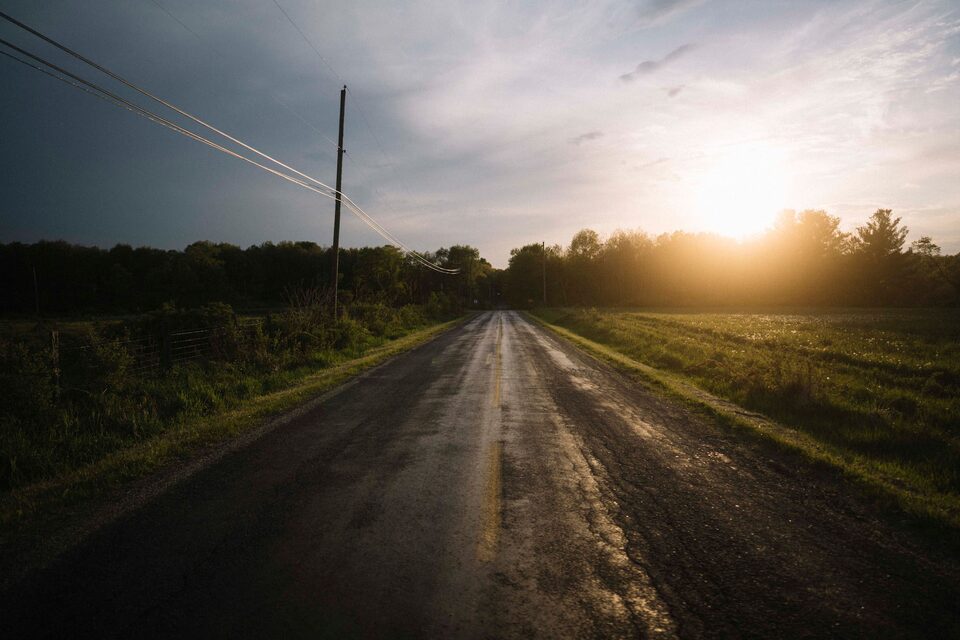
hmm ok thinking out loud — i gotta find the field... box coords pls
[533,307,960,527]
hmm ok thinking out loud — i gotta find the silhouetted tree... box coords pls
[853,209,909,304]
[0,240,491,315]
[499,207,955,308]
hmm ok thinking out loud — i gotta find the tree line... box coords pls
[0,240,499,315]
[505,209,959,307]
[3,208,957,316]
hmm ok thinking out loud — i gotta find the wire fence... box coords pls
[51,317,268,386]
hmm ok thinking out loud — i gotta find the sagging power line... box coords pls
[267,0,424,241]
[144,0,341,155]
[0,11,457,275]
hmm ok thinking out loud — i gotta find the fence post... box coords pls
[50,329,60,402]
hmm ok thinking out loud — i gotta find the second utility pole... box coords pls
[331,85,346,319]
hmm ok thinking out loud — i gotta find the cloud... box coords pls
[639,157,670,168]
[634,0,705,27]
[570,130,604,145]
[620,44,696,82]
[4,0,960,266]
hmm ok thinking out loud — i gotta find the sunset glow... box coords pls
[1,0,958,262]
[693,145,788,239]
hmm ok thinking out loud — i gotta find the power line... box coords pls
[269,0,345,88]
[345,86,397,172]
[264,1,423,235]
[257,3,459,274]
[143,1,438,268]
[0,10,338,203]
[0,22,457,273]
[143,0,341,155]
[0,38,333,196]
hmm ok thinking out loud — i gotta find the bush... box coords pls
[333,314,373,351]
[349,302,398,337]
[425,292,460,320]
[0,341,57,428]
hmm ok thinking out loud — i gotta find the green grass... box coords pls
[531,307,960,529]
[0,317,462,532]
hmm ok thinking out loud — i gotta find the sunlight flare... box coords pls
[693,144,789,239]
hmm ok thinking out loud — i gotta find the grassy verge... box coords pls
[528,308,960,531]
[0,317,462,533]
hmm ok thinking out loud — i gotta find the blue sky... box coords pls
[1,0,958,266]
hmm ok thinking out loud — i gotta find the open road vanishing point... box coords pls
[4,311,959,638]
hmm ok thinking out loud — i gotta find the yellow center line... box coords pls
[477,439,502,563]
[492,315,503,407]
[478,314,504,562]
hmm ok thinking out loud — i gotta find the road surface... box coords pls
[3,311,959,638]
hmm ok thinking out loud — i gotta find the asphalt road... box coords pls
[4,311,959,638]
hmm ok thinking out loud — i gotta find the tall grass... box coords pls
[0,296,456,492]
[534,308,960,505]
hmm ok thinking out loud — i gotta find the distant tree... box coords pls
[567,229,602,304]
[910,236,940,258]
[505,244,543,307]
[444,245,484,305]
[568,229,602,261]
[853,209,910,304]
[909,236,960,303]
[349,246,406,303]
[855,209,908,260]
[599,230,652,304]
[766,210,851,303]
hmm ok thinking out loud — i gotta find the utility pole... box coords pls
[542,241,547,306]
[331,85,346,319]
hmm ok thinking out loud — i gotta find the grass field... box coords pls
[533,307,960,528]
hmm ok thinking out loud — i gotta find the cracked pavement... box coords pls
[3,311,959,638]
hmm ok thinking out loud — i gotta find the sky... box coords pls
[1,0,958,267]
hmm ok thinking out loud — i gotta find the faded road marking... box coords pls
[479,315,504,562]
[477,440,502,563]
[492,314,503,407]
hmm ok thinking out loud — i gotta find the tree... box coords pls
[445,245,483,305]
[599,230,651,304]
[855,209,908,260]
[852,209,910,303]
[766,210,851,303]
[910,236,959,303]
[910,236,940,258]
[505,244,545,307]
[567,229,602,304]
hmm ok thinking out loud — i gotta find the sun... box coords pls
[693,144,788,239]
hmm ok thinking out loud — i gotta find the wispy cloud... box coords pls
[640,157,670,168]
[620,44,696,82]
[634,0,705,27]
[570,130,604,145]
[2,0,958,264]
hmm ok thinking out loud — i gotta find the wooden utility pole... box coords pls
[542,242,547,305]
[331,85,346,318]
